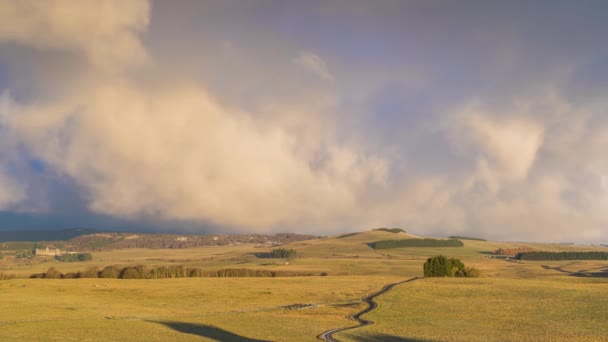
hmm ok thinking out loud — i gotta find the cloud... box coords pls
[0,0,149,72]
[449,102,544,191]
[0,1,387,232]
[0,167,25,209]
[292,51,334,81]
[0,1,607,243]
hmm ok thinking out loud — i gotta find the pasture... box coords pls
[1,230,607,341]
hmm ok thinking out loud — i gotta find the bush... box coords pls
[15,250,34,259]
[99,265,121,278]
[463,267,481,278]
[120,267,139,279]
[43,267,63,279]
[78,266,100,278]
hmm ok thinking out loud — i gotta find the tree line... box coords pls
[494,247,535,256]
[29,265,318,279]
[54,253,92,262]
[515,251,608,260]
[373,228,407,234]
[369,238,464,249]
[448,236,486,241]
[270,248,297,258]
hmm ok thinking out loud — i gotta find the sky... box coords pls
[0,0,607,243]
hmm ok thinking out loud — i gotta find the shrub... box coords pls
[43,267,63,279]
[78,266,100,278]
[120,265,150,279]
[15,250,34,259]
[99,265,121,278]
[463,267,481,278]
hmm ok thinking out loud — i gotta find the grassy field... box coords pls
[0,230,607,341]
[338,276,608,341]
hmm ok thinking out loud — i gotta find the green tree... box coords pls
[423,255,478,277]
[270,248,297,259]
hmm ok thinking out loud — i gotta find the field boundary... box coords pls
[317,276,421,341]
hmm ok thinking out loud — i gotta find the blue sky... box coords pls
[0,1,607,242]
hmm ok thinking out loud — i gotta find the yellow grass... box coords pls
[339,276,608,341]
[0,230,607,341]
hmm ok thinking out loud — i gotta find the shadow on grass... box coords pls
[541,265,608,278]
[150,321,272,341]
[251,252,272,258]
[350,333,434,342]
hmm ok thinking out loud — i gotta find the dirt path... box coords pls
[318,277,421,341]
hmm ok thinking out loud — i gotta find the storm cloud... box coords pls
[0,0,607,242]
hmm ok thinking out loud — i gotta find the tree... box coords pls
[270,248,297,259]
[99,265,120,278]
[423,255,479,277]
[78,266,100,278]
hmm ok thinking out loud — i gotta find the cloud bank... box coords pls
[0,1,607,242]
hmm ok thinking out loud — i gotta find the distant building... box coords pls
[34,247,62,256]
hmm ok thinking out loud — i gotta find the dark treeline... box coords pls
[54,253,92,262]
[30,265,317,279]
[373,228,407,234]
[516,251,608,261]
[495,247,535,256]
[448,236,486,241]
[369,238,464,249]
[69,233,317,251]
[270,248,297,258]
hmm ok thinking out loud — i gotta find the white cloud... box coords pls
[0,167,25,209]
[0,1,387,231]
[0,0,149,72]
[0,1,607,243]
[292,50,335,81]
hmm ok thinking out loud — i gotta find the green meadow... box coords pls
[1,230,607,341]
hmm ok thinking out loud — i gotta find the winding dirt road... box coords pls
[318,277,421,341]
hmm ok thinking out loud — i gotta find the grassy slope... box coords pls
[339,276,608,342]
[0,276,401,342]
[0,230,607,341]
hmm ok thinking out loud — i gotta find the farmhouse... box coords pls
[34,247,62,256]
